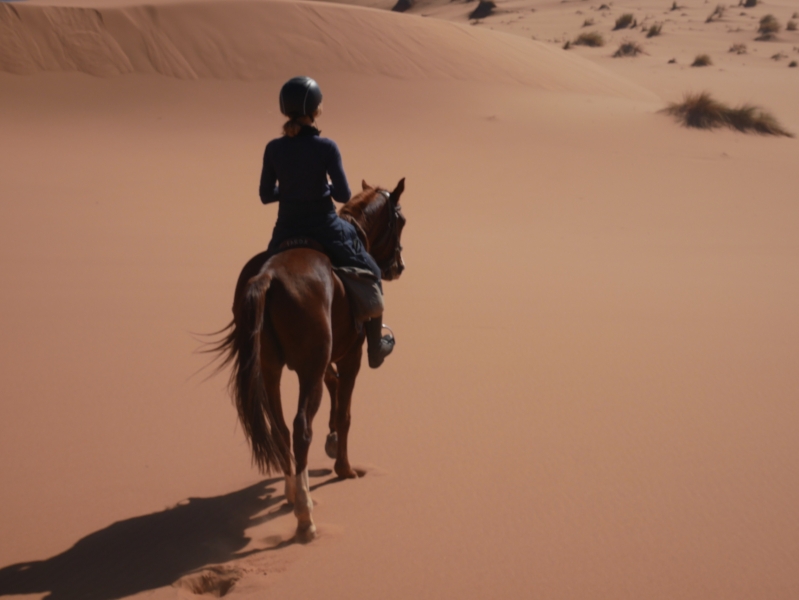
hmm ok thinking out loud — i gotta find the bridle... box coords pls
[373,189,404,277]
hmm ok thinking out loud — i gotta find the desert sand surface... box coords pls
[1,0,798,598]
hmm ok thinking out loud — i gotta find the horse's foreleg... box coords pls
[324,364,339,459]
[292,376,325,542]
[333,346,362,479]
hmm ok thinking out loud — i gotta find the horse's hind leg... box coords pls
[263,365,294,504]
[324,364,339,459]
[333,345,363,479]
[292,370,326,542]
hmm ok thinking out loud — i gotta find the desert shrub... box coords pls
[574,31,606,46]
[647,23,663,36]
[706,4,725,22]
[742,0,757,7]
[391,0,412,11]
[790,60,798,67]
[613,40,644,56]
[787,20,797,31]
[771,52,788,60]
[670,1,679,11]
[598,4,610,9]
[663,91,793,136]
[757,14,780,39]
[692,53,713,66]
[469,0,496,19]
[563,40,572,49]
[583,18,595,27]
[614,13,635,29]
[729,42,748,53]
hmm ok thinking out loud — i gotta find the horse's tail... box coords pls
[213,272,287,474]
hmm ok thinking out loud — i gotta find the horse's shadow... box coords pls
[0,470,337,600]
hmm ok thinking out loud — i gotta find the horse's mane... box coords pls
[338,188,388,250]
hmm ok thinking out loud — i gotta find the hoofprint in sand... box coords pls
[1,0,798,599]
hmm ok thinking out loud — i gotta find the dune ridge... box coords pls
[0,0,656,99]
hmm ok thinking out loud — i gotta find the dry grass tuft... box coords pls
[647,23,663,37]
[729,42,748,53]
[574,31,606,46]
[692,53,713,66]
[670,1,680,11]
[469,0,496,19]
[757,14,780,40]
[614,13,636,29]
[790,60,798,67]
[583,18,595,27]
[613,40,644,56]
[787,20,797,31]
[742,0,757,7]
[706,4,725,22]
[563,40,572,49]
[664,92,793,136]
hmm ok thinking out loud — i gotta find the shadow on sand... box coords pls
[0,470,338,599]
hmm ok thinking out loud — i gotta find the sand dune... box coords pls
[1,0,798,598]
[1,0,657,100]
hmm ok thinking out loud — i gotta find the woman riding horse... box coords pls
[259,76,394,368]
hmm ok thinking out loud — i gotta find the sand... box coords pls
[1,0,798,598]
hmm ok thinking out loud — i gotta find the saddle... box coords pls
[275,238,383,322]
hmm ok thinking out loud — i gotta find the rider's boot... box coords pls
[365,317,394,369]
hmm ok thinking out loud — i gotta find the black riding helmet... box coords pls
[279,76,323,119]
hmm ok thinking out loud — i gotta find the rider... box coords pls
[259,76,394,368]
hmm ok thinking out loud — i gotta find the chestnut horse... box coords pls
[213,179,406,541]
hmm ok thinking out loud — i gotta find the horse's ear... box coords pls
[390,177,405,204]
[362,180,371,191]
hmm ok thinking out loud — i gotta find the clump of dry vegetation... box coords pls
[574,31,606,46]
[469,0,496,19]
[787,20,797,31]
[583,18,595,27]
[790,60,798,67]
[670,1,680,11]
[647,22,663,37]
[729,42,748,53]
[613,40,644,56]
[663,92,793,136]
[706,4,725,22]
[614,13,636,29]
[741,0,757,8]
[391,0,412,12]
[757,14,780,40]
[692,53,713,66]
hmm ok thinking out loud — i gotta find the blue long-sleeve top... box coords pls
[259,126,351,229]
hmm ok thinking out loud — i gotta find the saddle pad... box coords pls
[276,237,325,254]
[334,266,384,322]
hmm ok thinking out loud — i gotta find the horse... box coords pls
[212,178,406,541]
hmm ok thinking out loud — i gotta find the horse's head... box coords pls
[340,178,406,281]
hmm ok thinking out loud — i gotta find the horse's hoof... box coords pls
[325,432,338,459]
[296,521,317,543]
[335,463,359,479]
